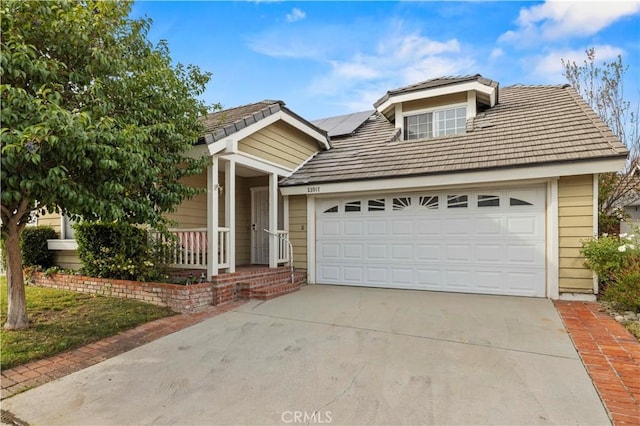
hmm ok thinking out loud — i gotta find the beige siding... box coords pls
[403,92,467,113]
[288,195,308,270]
[165,170,209,228]
[53,250,81,270]
[238,121,319,169]
[36,211,62,236]
[558,174,595,293]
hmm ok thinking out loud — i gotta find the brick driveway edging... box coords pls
[554,301,640,426]
[1,300,246,400]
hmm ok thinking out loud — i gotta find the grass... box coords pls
[624,321,640,340]
[0,276,176,370]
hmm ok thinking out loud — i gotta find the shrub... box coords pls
[19,226,58,268]
[582,231,640,312]
[75,222,163,281]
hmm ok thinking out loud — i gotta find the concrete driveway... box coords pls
[3,285,609,425]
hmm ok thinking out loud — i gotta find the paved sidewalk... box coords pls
[554,301,640,426]
[1,301,246,400]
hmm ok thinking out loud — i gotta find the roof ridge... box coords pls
[504,84,570,89]
[562,85,628,155]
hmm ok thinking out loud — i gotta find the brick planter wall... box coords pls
[31,272,215,313]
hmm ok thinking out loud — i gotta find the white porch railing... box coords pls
[276,230,290,263]
[217,227,230,269]
[156,227,284,271]
[154,227,230,270]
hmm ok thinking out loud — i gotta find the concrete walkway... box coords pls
[1,301,246,399]
[1,286,613,425]
[554,301,640,425]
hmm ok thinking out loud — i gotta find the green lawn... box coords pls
[0,276,176,370]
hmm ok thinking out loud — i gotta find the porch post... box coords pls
[207,157,219,278]
[268,172,278,268]
[225,159,236,273]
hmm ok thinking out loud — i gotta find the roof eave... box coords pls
[375,80,499,117]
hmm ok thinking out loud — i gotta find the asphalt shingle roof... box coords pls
[281,85,628,187]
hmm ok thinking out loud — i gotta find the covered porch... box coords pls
[162,154,292,280]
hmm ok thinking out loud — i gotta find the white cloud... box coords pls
[308,32,474,112]
[525,45,624,83]
[489,48,504,60]
[285,8,306,23]
[499,0,640,44]
[330,60,380,80]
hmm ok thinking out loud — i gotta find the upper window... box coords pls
[404,106,466,140]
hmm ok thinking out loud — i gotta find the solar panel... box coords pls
[313,110,375,137]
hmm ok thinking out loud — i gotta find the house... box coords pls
[620,164,640,234]
[42,75,628,300]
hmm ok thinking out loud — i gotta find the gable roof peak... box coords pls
[374,74,498,108]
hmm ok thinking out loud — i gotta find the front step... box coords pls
[239,271,306,299]
[252,280,303,300]
[211,267,307,305]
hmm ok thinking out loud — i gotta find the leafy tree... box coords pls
[1,1,212,329]
[562,48,639,234]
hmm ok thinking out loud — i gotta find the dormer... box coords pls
[374,75,499,141]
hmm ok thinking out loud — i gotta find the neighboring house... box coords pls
[43,75,628,300]
[620,164,640,234]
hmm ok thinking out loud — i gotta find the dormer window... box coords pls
[404,105,466,140]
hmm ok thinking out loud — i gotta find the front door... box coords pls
[251,187,269,264]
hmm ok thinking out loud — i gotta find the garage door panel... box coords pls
[319,243,340,259]
[391,268,413,285]
[416,269,442,288]
[417,219,442,235]
[476,244,504,263]
[446,218,473,234]
[318,265,339,281]
[343,266,363,282]
[391,244,413,260]
[445,270,473,288]
[366,244,387,260]
[343,244,363,260]
[344,221,363,236]
[391,220,413,235]
[320,222,340,236]
[506,216,539,236]
[367,221,387,235]
[417,244,441,261]
[316,186,546,297]
[366,267,387,284]
[506,271,545,296]
[445,244,472,262]
[506,244,544,265]
[477,271,504,291]
[475,217,503,235]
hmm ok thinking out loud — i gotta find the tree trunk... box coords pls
[4,221,28,330]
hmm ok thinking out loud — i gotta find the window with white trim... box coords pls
[404,106,466,140]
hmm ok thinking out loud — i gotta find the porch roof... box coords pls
[198,100,330,149]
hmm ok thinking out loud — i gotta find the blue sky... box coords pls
[131,1,640,120]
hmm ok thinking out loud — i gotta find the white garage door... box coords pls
[316,186,546,297]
